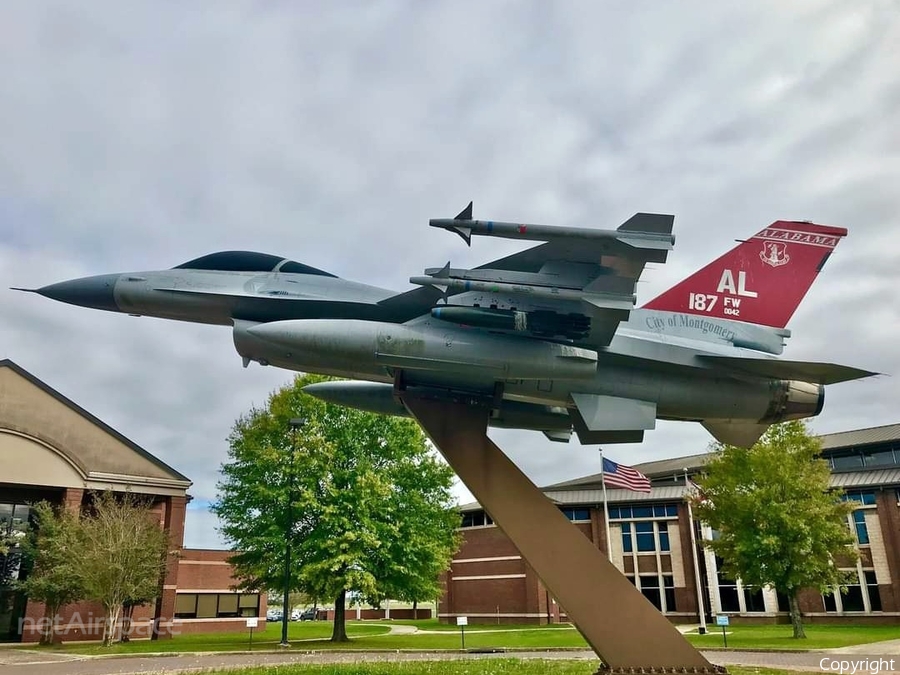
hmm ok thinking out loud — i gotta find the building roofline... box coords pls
[540,421,900,491]
[0,358,191,485]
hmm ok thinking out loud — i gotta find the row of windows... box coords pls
[824,571,881,612]
[460,505,680,528]
[841,491,877,505]
[715,552,883,614]
[828,447,900,470]
[174,593,260,619]
[621,521,671,553]
[608,504,678,520]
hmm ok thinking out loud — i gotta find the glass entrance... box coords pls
[0,503,32,642]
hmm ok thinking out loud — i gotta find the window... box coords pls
[460,511,493,528]
[174,593,260,619]
[620,521,670,553]
[852,511,869,545]
[865,571,882,612]
[832,454,864,470]
[658,528,670,552]
[627,574,676,612]
[632,506,653,519]
[560,507,590,522]
[742,586,765,612]
[715,556,741,612]
[823,569,881,613]
[865,450,896,467]
[776,591,791,613]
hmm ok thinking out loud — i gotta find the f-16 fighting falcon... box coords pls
[17,203,876,448]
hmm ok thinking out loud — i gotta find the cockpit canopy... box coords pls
[173,251,336,277]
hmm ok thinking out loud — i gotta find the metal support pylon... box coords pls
[402,394,724,673]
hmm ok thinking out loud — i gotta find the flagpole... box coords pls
[600,448,612,561]
[685,470,708,635]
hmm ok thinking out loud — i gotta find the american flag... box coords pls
[686,476,709,503]
[602,457,651,493]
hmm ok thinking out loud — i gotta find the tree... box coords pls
[692,420,857,638]
[78,492,171,646]
[18,502,85,645]
[212,374,460,642]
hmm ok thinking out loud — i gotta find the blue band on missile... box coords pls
[465,281,472,291]
[487,221,494,232]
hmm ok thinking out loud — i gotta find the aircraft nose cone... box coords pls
[36,274,120,312]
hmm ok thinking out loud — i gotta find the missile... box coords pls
[429,202,674,249]
[430,305,591,340]
[302,380,573,432]
[432,306,529,332]
[241,319,598,381]
[409,276,635,311]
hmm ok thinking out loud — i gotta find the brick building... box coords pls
[440,423,900,625]
[0,359,266,642]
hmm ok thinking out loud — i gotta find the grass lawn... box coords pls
[684,624,900,650]
[184,665,813,675]
[28,620,899,655]
[56,621,390,655]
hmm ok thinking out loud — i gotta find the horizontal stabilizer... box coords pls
[702,420,771,448]
[697,355,878,385]
[617,213,675,235]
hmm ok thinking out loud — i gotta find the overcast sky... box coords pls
[2,1,898,549]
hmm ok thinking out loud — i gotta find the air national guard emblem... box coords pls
[760,241,790,267]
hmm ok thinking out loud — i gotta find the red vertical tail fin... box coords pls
[642,221,847,328]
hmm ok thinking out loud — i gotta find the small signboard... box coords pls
[246,617,259,628]
[456,616,468,626]
[715,615,729,626]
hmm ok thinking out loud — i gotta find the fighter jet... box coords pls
[17,203,876,447]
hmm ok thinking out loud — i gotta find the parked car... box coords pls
[299,607,318,621]
[290,609,302,621]
[266,608,283,622]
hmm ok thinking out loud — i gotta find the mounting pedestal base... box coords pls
[402,395,724,672]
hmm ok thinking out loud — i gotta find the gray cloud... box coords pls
[1,0,897,545]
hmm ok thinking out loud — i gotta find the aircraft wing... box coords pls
[408,203,675,347]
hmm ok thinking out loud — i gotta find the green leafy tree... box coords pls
[692,420,857,638]
[213,374,460,642]
[18,502,86,644]
[79,492,171,646]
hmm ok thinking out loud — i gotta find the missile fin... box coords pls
[455,201,473,221]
